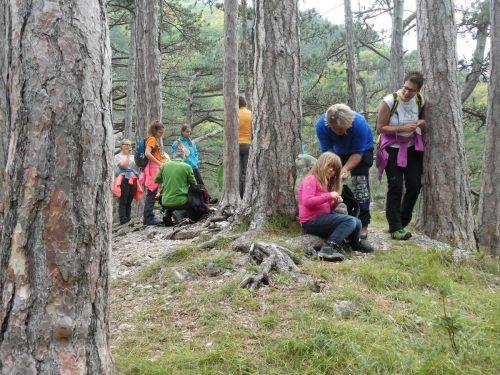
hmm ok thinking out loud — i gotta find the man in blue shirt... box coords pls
[316,103,374,238]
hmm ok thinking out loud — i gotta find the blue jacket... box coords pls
[316,112,374,156]
[172,136,199,169]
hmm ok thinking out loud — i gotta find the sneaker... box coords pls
[391,229,412,240]
[318,243,345,262]
[360,226,368,239]
[352,240,374,253]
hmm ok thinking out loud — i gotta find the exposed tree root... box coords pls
[234,240,311,291]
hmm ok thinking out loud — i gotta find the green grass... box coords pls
[111,211,500,375]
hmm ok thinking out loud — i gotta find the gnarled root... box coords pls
[235,241,310,291]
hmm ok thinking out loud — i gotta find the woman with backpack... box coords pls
[298,152,374,262]
[140,120,166,226]
[376,71,426,240]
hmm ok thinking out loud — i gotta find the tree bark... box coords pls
[134,0,162,139]
[460,31,487,104]
[124,10,137,140]
[0,1,116,374]
[390,0,405,92]
[344,0,357,110]
[237,0,302,229]
[415,0,476,250]
[476,0,500,257]
[241,0,252,110]
[220,0,241,210]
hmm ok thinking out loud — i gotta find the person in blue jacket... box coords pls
[172,125,202,183]
[315,103,374,239]
[172,124,218,204]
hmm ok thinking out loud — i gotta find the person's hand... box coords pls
[341,168,348,181]
[402,124,418,133]
[330,191,343,203]
[417,119,426,128]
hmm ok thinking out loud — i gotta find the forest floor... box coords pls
[109,210,500,375]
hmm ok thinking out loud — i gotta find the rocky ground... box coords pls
[110,218,459,281]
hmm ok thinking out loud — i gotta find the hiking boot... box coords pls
[163,216,174,227]
[391,229,412,240]
[360,226,368,239]
[318,243,345,262]
[352,240,374,253]
[171,210,185,225]
[144,218,163,226]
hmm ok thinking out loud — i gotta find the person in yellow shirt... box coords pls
[239,96,252,198]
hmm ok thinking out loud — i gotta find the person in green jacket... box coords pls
[154,150,197,226]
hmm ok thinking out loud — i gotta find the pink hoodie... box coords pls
[298,174,338,225]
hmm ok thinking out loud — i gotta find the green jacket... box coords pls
[154,160,197,207]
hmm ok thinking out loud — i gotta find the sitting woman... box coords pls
[298,152,374,262]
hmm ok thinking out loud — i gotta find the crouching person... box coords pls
[298,152,374,262]
[154,150,198,226]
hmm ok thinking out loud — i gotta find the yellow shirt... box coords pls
[239,107,252,144]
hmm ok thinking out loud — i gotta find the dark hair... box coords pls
[180,124,193,146]
[148,120,165,137]
[239,96,247,108]
[404,71,424,90]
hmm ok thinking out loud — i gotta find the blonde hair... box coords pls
[308,152,342,193]
[326,104,355,129]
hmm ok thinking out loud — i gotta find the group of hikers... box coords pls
[114,97,253,227]
[114,71,426,263]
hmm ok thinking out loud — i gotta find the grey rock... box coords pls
[205,261,221,277]
[334,300,355,319]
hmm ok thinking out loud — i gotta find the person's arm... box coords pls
[116,152,132,169]
[154,166,163,183]
[145,146,162,166]
[300,177,334,208]
[377,102,418,134]
[316,116,334,153]
[341,154,362,180]
[187,168,197,186]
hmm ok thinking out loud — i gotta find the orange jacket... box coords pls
[113,172,143,201]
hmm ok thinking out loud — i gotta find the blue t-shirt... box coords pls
[315,112,374,156]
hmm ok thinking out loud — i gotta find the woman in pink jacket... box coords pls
[298,152,373,261]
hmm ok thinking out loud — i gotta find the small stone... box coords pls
[334,300,355,319]
[124,295,133,301]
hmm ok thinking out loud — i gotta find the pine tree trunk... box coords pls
[134,0,162,138]
[241,0,252,110]
[220,0,241,210]
[476,0,500,257]
[390,0,405,92]
[415,0,476,250]
[344,0,357,110]
[237,0,302,229]
[0,1,116,374]
[124,11,137,140]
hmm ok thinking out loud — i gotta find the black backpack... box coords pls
[188,184,210,214]
[341,184,360,218]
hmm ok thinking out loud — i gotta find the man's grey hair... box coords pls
[325,103,355,129]
[173,150,186,160]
